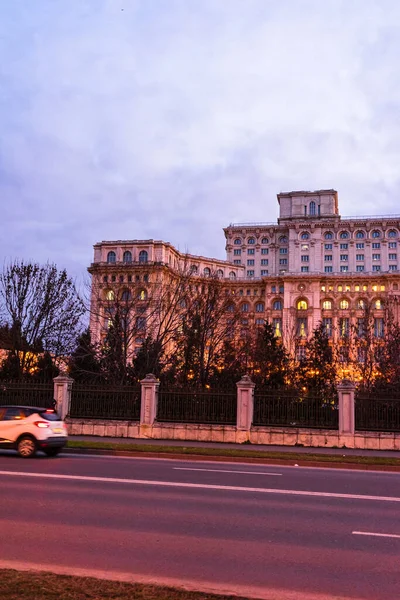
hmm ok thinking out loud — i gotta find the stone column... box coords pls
[236,375,255,432]
[53,374,74,420]
[337,379,356,435]
[140,373,160,426]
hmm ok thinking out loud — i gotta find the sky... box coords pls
[1,0,400,282]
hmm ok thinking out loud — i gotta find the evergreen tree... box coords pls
[68,328,101,383]
[303,322,337,399]
[250,321,289,387]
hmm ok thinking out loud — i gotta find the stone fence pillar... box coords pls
[53,374,74,420]
[337,379,356,435]
[236,375,255,432]
[140,373,160,426]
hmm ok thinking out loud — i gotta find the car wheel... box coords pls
[43,447,61,457]
[17,436,37,458]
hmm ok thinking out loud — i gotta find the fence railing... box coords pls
[253,388,339,429]
[356,395,400,432]
[0,381,54,408]
[157,387,237,425]
[69,384,141,420]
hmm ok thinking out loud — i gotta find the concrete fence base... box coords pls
[66,418,400,451]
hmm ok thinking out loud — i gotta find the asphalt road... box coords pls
[1,452,400,600]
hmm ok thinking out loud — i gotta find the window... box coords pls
[261,269,269,275]
[248,237,255,245]
[255,302,264,312]
[374,318,384,338]
[234,238,242,245]
[107,251,116,263]
[123,250,132,263]
[105,290,115,301]
[301,255,309,262]
[325,266,333,273]
[325,255,333,261]
[261,259,269,265]
[356,254,364,261]
[309,201,316,216]
[301,266,309,272]
[356,243,364,249]
[340,243,348,250]
[271,285,276,293]
[340,254,348,261]
[119,275,124,283]
[255,318,265,325]
[229,271,236,280]
[138,289,147,301]
[357,318,365,338]
[372,265,381,271]
[375,299,382,309]
[103,276,108,283]
[297,299,308,310]
[340,231,349,239]
[323,318,332,337]
[325,244,333,250]
[261,237,269,244]
[139,250,148,263]
[279,285,284,293]
[190,264,198,273]
[203,267,211,277]
[389,242,397,248]
[301,244,309,251]
[111,275,116,282]
[297,345,306,360]
[339,299,349,309]
[300,232,310,240]
[136,317,146,330]
[121,289,131,301]
[273,300,282,310]
[389,265,398,271]
[261,248,269,255]
[356,231,365,239]
[372,254,380,261]
[241,303,249,312]
[247,248,255,255]
[339,317,350,338]
[233,260,241,265]
[356,266,364,272]
[143,274,149,282]
[358,299,365,309]
[217,269,224,278]
[372,243,381,249]
[279,259,288,265]
[324,232,333,240]
[273,318,282,337]
[296,318,307,337]
[233,249,241,255]
[371,230,381,238]
[279,247,288,254]
[340,266,348,272]
[322,300,332,310]
[389,253,397,260]
[279,235,288,243]
[247,259,254,266]
[388,230,398,238]
[247,270,254,277]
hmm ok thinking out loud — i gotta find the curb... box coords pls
[64,447,400,472]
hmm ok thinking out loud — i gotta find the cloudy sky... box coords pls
[1,0,400,281]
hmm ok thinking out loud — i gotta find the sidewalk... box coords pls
[70,435,400,458]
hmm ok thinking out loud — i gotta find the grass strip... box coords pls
[0,569,251,600]
[67,440,400,467]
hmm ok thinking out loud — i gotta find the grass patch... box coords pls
[0,569,250,600]
[66,440,400,467]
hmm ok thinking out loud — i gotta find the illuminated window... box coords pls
[381,285,385,291]
[339,317,349,337]
[321,285,326,292]
[339,299,349,310]
[322,300,332,310]
[372,285,378,292]
[375,299,382,309]
[105,290,115,301]
[337,285,343,292]
[297,318,307,337]
[138,289,147,301]
[273,318,282,337]
[297,300,308,310]
[355,285,360,292]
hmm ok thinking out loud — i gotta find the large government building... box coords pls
[89,189,400,358]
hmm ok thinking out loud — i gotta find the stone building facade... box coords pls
[89,190,400,359]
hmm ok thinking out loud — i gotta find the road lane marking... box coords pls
[352,531,400,539]
[174,467,282,476]
[2,470,400,503]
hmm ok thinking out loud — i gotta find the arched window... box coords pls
[203,267,211,277]
[123,251,132,263]
[190,264,198,274]
[375,299,383,310]
[138,289,147,301]
[297,299,308,310]
[229,271,236,280]
[139,250,148,263]
[107,251,116,264]
[388,229,398,238]
[273,300,282,310]
[322,300,332,310]
[279,235,288,244]
[241,303,249,313]
[358,299,366,309]
[340,231,349,239]
[371,230,381,238]
[226,304,234,312]
[121,289,131,302]
[105,290,115,301]
[247,237,255,245]
[339,299,349,310]
[324,231,333,240]
[217,269,224,278]
[261,237,269,244]
[309,201,316,216]
[234,238,242,245]
[300,232,310,240]
[356,231,365,239]
[255,302,264,312]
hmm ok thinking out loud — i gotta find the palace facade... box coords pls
[89,190,400,358]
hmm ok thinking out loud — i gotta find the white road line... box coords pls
[2,470,400,503]
[174,467,282,476]
[352,531,400,539]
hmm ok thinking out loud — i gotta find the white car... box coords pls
[0,405,68,458]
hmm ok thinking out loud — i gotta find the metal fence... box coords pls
[356,394,400,432]
[157,386,237,425]
[69,384,141,420]
[0,381,54,407]
[253,388,339,429]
